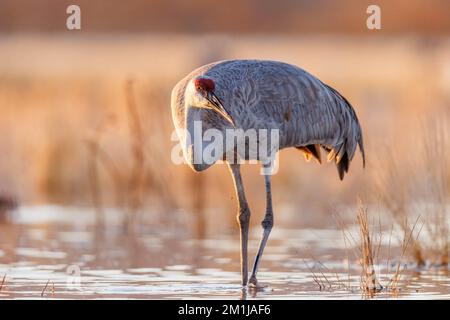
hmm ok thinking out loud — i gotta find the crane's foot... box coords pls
[248,276,267,291]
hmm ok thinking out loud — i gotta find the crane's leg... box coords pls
[249,164,274,287]
[228,162,251,286]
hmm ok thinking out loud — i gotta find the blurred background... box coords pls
[0,0,449,236]
[0,0,449,299]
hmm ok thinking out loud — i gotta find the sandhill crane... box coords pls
[171,60,365,288]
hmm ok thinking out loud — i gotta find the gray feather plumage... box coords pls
[171,59,365,179]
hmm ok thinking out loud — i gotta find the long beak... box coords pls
[207,92,235,127]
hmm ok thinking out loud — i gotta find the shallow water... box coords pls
[0,206,449,299]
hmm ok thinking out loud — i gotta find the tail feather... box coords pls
[321,81,365,175]
[358,133,366,168]
[327,143,344,163]
[336,152,349,180]
[296,82,365,180]
[298,142,356,180]
[296,144,322,164]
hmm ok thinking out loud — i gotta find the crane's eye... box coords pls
[197,89,207,97]
[195,85,204,94]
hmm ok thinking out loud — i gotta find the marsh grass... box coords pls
[386,216,423,294]
[304,257,356,292]
[373,152,426,266]
[418,119,450,266]
[309,201,422,297]
[374,115,450,267]
[84,79,188,233]
[85,80,146,232]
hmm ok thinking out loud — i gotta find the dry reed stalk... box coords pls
[304,260,335,291]
[387,216,423,293]
[341,224,353,289]
[86,137,103,227]
[95,146,125,209]
[386,225,394,277]
[140,86,179,214]
[334,212,363,291]
[0,274,6,291]
[41,279,50,297]
[303,260,325,291]
[335,206,394,297]
[124,79,145,233]
[85,115,118,227]
[317,260,352,291]
[356,201,382,294]
[304,253,351,292]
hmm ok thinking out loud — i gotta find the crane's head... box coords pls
[187,76,235,127]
